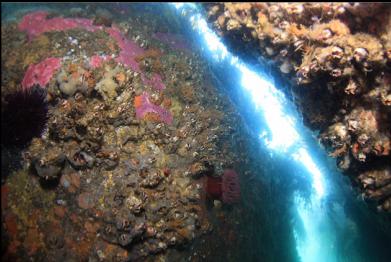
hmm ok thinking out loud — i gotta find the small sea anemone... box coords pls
[205,169,241,204]
[221,169,241,204]
[1,86,48,148]
[206,176,223,200]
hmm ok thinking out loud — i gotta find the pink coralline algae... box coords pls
[18,12,167,92]
[107,26,166,91]
[141,73,166,91]
[106,26,145,72]
[22,57,62,91]
[18,11,100,41]
[89,55,112,69]
[135,92,173,125]
[153,32,191,52]
[221,169,241,204]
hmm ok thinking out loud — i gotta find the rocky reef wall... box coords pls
[1,5,300,261]
[203,3,391,213]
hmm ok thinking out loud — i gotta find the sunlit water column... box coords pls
[171,3,353,262]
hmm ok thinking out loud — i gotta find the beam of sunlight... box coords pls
[293,148,325,198]
[237,64,299,151]
[293,193,338,262]
[171,3,335,261]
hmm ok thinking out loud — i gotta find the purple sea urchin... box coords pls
[1,86,48,148]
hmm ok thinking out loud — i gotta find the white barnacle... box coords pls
[331,46,344,59]
[354,48,368,63]
[358,152,366,162]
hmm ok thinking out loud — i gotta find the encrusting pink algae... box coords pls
[135,92,173,125]
[21,57,62,91]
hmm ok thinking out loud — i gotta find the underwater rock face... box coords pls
[1,7,251,261]
[204,3,391,213]
[152,32,192,52]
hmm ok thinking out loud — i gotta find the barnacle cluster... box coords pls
[204,3,391,212]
